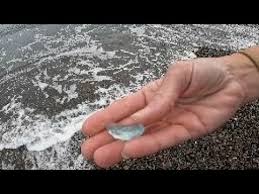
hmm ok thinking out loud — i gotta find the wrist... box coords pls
[222,51,259,103]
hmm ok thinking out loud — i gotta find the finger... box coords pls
[156,62,193,101]
[82,90,147,136]
[145,121,171,134]
[116,93,172,126]
[121,125,191,158]
[81,117,162,161]
[120,63,192,127]
[81,131,115,160]
[94,140,125,168]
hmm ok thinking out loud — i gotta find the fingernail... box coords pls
[81,149,88,160]
[80,142,92,161]
[82,120,88,131]
[121,152,130,160]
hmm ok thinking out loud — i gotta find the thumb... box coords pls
[128,62,192,126]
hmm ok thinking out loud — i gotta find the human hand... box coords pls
[81,53,258,168]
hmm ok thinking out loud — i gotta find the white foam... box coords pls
[129,25,146,36]
[37,81,48,90]
[56,84,79,104]
[27,113,84,151]
[0,102,96,151]
[51,82,62,94]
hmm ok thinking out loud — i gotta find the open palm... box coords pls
[81,57,245,168]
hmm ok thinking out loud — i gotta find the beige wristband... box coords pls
[238,46,259,72]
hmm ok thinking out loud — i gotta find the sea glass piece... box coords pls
[106,123,145,141]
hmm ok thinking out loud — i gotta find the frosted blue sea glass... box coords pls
[106,123,145,141]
